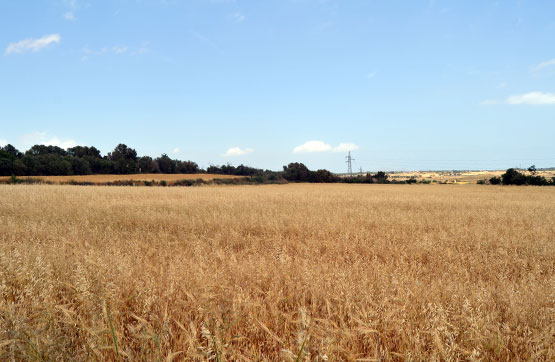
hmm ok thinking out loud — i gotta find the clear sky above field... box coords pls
[1,0,554,172]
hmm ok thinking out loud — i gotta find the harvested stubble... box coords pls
[0,184,554,361]
[0,173,241,185]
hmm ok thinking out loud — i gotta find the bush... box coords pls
[172,179,196,187]
[500,167,552,186]
[502,168,526,185]
[489,177,501,185]
[282,163,310,182]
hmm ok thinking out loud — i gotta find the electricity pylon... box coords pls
[346,151,355,176]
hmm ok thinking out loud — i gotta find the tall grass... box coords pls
[0,184,554,360]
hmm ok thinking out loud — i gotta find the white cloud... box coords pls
[64,11,75,21]
[230,12,246,23]
[533,58,555,71]
[0,139,7,147]
[223,147,253,156]
[293,141,360,153]
[45,137,78,149]
[5,34,61,55]
[293,141,331,153]
[112,46,128,54]
[506,91,555,105]
[332,143,359,153]
[22,132,77,149]
[173,147,180,154]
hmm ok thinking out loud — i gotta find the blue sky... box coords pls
[1,0,554,172]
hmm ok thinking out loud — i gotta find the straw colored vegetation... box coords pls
[0,173,241,185]
[387,170,555,184]
[1,184,554,360]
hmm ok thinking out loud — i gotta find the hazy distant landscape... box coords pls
[2,143,554,186]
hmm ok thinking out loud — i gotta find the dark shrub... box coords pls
[489,177,501,185]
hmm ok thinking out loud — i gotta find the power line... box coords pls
[345,151,355,176]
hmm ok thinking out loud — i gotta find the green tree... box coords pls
[26,145,67,157]
[67,146,101,158]
[71,157,92,175]
[283,163,310,182]
[309,169,336,183]
[108,144,137,162]
[502,168,526,185]
[138,156,156,173]
[156,154,175,173]
[108,144,138,174]
[175,160,199,173]
[0,144,21,175]
[1,144,22,158]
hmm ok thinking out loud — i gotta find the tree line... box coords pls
[0,143,409,184]
[0,143,201,176]
[281,162,409,183]
[486,166,555,186]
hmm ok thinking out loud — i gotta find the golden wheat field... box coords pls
[1,184,554,361]
[0,173,241,185]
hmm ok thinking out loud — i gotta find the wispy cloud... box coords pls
[64,11,75,21]
[223,147,253,156]
[533,58,555,71]
[230,12,246,23]
[5,34,61,55]
[62,0,80,21]
[81,45,137,61]
[506,91,555,105]
[22,132,77,149]
[173,147,180,154]
[332,143,359,153]
[112,46,128,54]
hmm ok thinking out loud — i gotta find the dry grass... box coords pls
[0,173,241,184]
[1,184,554,360]
[387,170,555,184]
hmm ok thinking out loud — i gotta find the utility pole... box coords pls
[359,167,363,175]
[346,151,355,176]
